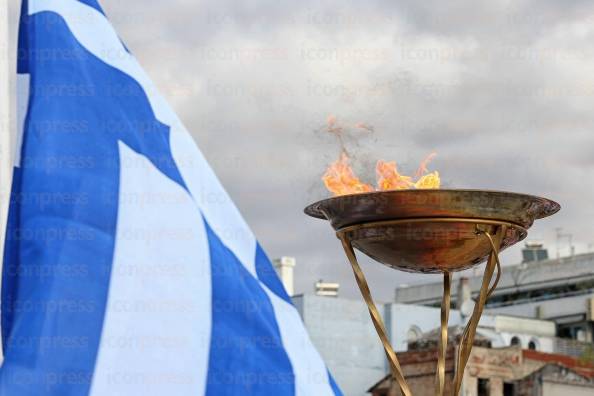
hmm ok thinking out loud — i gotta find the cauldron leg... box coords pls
[337,232,412,396]
[452,225,506,395]
[436,272,452,396]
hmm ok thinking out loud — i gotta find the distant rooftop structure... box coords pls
[396,251,594,306]
[314,280,340,297]
[273,256,296,296]
[522,241,549,263]
[408,324,491,350]
[395,250,594,344]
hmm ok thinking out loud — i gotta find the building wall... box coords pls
[293,294,387,396]
[385,304,462,352]
[486,293,594,321]
[372,347,525,396]
[395,253,594,306]
[479,314,556,352]
[543,382,594,396]
[376,347,594,396]
[497,332,555,352]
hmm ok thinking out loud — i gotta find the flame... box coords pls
[376,160,413,190]
[354,122,374,133]
[323,153,374,196]
[411,152,440,189]
[323,152,440,196]
[326,114,342,134]
[415,152,437,178]
[414,171,440,189]
[327,114,337,125]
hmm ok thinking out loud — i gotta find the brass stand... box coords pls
[337,218,514,396]
[436,271,451,396]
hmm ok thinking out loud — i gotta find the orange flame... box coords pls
[323,153,374,196]
[414,171,440,189]
[323,152,440,196]
[415,152,437,178]
[376,160,413,190]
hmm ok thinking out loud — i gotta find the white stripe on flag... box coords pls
[90,142,211,395]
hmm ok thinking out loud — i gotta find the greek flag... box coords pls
[0,1,342,395]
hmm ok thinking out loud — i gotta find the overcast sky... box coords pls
[8,1,594,301]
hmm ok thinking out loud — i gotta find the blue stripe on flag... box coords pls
[1,168,22,350]
[328,371,344,396]
[204,220,295,395]
[17,1,29,74]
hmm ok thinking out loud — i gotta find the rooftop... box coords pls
[395,252,594,306]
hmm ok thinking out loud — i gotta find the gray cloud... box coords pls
[8,0,593,302]
[100,0,594,301]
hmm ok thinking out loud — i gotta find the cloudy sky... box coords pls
[8,1,594,301]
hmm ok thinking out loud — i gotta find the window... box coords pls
[504,382,515,396]
[558,322,589,340]
[478,378,490,396]
[528,340,537,350]
[510,336,521,347]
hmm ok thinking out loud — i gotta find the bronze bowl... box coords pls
[304,189,560,274]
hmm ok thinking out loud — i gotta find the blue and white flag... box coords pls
[0,1,342,395]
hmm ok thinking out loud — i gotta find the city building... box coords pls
[293,293,569,396]
[291,246,594,395]
[395,249,594,345]
[368,345,594,396]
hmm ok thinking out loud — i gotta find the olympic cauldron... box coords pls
[305,189,559,396]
